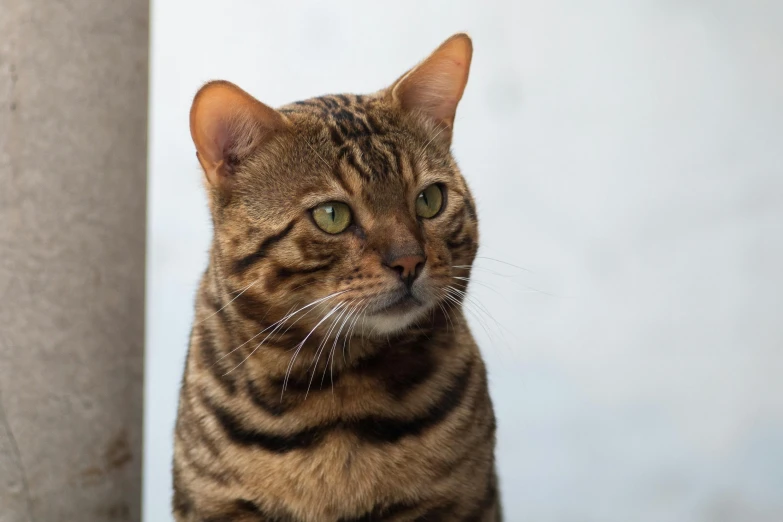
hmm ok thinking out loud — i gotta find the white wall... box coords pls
[145,1,783,520]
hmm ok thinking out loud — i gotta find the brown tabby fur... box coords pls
[173,34,501,521]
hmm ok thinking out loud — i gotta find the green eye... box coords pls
[416,184,443,218]
[312,202,352,234]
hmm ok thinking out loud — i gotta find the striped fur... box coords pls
[174,34,501,521]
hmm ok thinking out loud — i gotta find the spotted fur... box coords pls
[174,34,501,521]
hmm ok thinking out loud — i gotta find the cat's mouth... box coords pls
[372,291,423,315]
[361,287,433,335]
[359,288,434,335]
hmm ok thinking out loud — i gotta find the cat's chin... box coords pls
[361,298,433,336]
[362,309,429,336]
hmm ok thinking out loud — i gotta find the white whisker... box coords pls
[445,285,517,346]
[473,256,531,273]
[452,276,505,298]
[442,291,494,341]
[416,123,448,162]
[346,302,371,358]
[307,301,352,398]
[453,265,516,278]
[215,304,295,365]
[284,300,346,398]
[437,300,455,332]
[305,139,332,170]
[323,300,361,393]
[339,301,364,364]
[225,294,346,377]
[447,285,507,325]
[196,280,257,326]
[216,290,348,365]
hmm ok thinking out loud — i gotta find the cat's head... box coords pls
[190,34,478,336]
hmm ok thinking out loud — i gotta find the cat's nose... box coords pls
[387,254,426,286]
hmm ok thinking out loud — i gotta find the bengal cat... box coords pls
[173,33,501,521]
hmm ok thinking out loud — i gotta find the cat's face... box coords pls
[191,34,477,336]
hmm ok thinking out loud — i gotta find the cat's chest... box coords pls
[225,418,464,520]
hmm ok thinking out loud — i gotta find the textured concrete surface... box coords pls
[0,0,147,520]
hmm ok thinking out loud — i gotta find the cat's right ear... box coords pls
[190,81,289,189]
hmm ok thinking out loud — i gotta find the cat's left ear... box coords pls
[389,33,473,130]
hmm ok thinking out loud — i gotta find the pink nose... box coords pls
[388,254,425,285]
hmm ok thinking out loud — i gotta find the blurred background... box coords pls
[1,0,781,521]
[146,1,783,521]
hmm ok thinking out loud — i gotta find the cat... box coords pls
[173,33,501,521]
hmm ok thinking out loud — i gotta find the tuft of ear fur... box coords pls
[190,80,289,188]
[390,33,473,129]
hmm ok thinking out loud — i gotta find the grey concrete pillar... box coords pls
[0,0,148,520]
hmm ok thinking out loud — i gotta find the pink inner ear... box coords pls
[206,120,228,165]
[194,97,234,167]
[404,71,462,122]
[190,80,289,187]
[394,36,472,126]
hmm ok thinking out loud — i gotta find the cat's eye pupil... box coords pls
[415,184,443,219]
[313,202,351,234]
